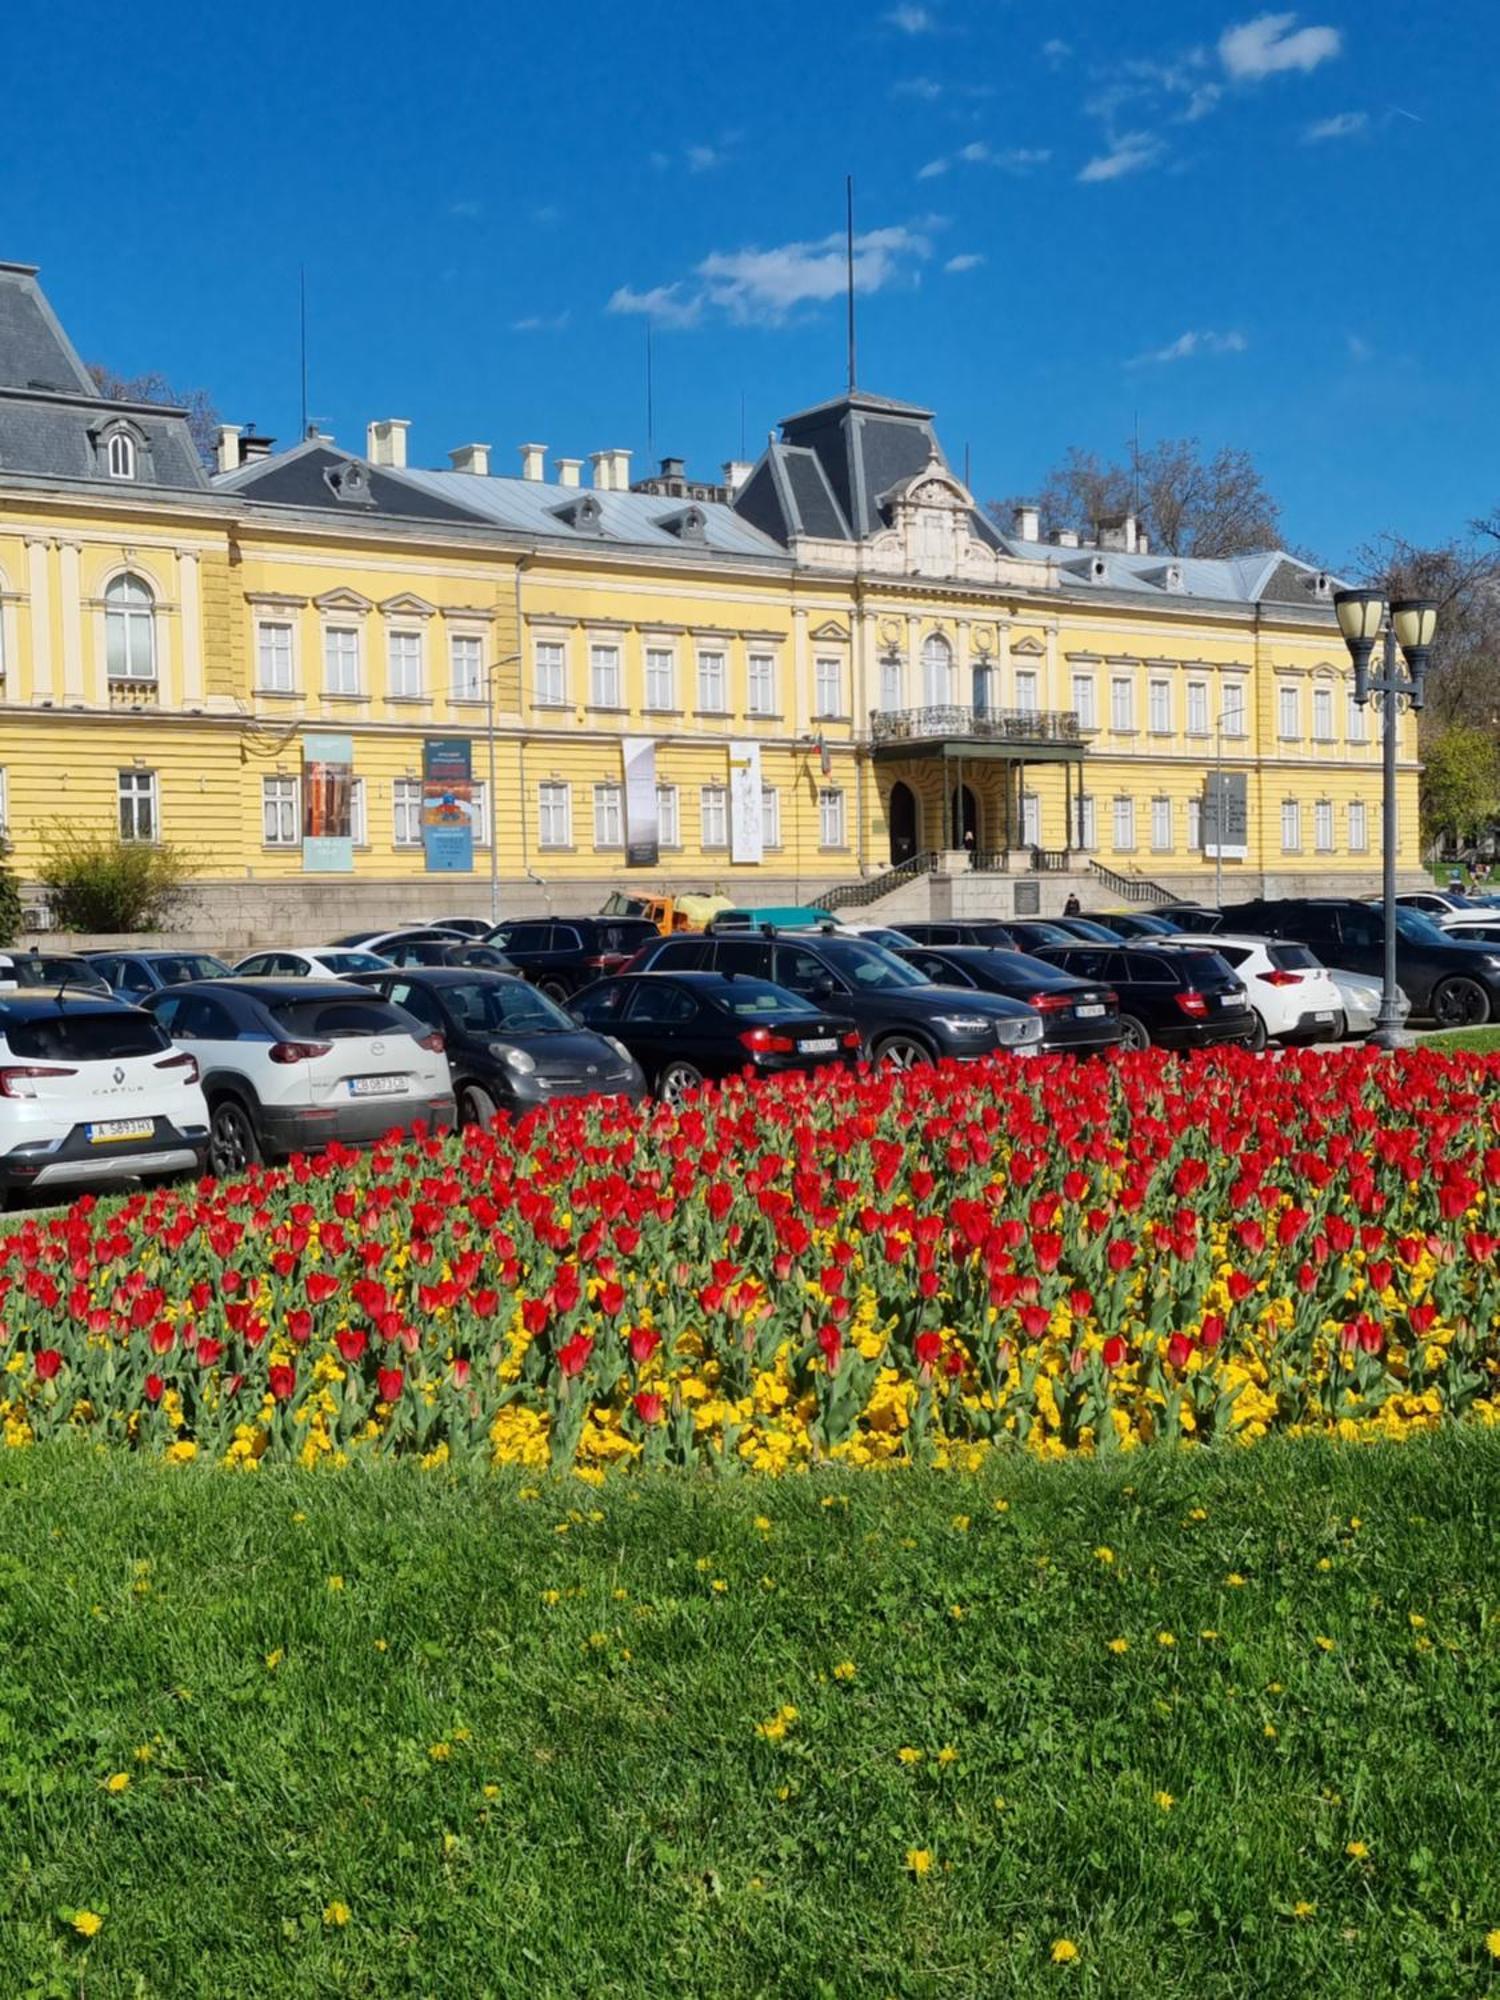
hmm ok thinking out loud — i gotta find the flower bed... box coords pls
[4,1046,1500,1470]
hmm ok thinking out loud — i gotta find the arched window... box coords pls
[921,632,954,708]
[106,431,137,480]
[105,573,156,681]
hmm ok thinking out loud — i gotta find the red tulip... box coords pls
[633,1390,665,1426]
[378,1366,404,1403]
[1105,1240,1135,1274]
[557,1333,593,1379]
[816,1322,843,1373]
[1166,1332,1194,1370]
[336,1328,368,1365]
[286,1309,313,1345]
[628,1326,661,1366]
[34,1349,61,1381]
[914,1330,943,1372]
[196,1337,224,1368]
[145,1373,164,1403]
[269,1364,296,1401]
[305,1272,340,1305]
[1102,1335,1127,1370]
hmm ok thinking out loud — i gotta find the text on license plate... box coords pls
[87,1118,154,1144]
[1075,1003,1106,1019]
[1221,996,1247,1009]
[798,1038,838,1054]
[348,1076,406,1097]
[1313,1011,1334,1022]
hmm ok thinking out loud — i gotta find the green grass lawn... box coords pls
[4,1441,1500,1998]
[1421,1025,1500,1054]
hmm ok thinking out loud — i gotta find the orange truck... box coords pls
[599,891,731,936]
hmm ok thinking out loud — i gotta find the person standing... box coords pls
[1063,892,1081,916]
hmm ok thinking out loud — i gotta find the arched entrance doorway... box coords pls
[888,781,918,865]
[949,783,978,853]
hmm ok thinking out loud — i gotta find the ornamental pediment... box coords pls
[378,592,438,618]
[810,620,850,642]
[313,588,374,614]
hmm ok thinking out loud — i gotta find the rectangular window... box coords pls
[1148,679,1172,734]
[1349,799,1368,852]
[117,770,157,843]
[393,778,422,847]
[1222,681,1246,736]
[1151,796,1173,851]
[748,652,777,716]
[262,775,299,846]
[1021,791,1041,846]
[324,626,360,696]
[819,787,846,849]
[880,655,903,712]
[593,782,623,849]
[1187,795,1202,850]
[388,630,424,700]
[1014,669,1039,715]
[762,785,782,849]
[1281,799,1302,852]
[656,784,680,848]
[538,782,572,849]
[1278,684,1300,740]
[697,649,728,713]
[256,621,294,693]
[350,777,367,847]
[471,780,491,849]
[1075,794,1096,851]
[1072,673,1096,730]
[534,640,566,707]
[1312,687,1334,741]
[645,647,675,711]
[814,657,843,718]
[1186,681,1209,736]
[1110,676,1135,732]
[1315,799,1334,852]
[1112,796,1135,850]
[1347,689,1367,743]
[700,784,728,849]
[450,633,483,702]
[589,643,622,709]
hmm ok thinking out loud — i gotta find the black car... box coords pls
[897,945,1123,1054]
[571,971,861,1104]
[352,967,645,1123]
[1032,942,1255,1051]
[1047,916,1129,943]
[899,920,1030,949]
[0,952,111,995]
[1218,898,1500,1027]
[628,931,1044,1067]
[485,916,661,1001]
[1151,906,1226,935]
[81,948,234,1001]
[997,919,1087,953]
[1085,911,1183,939]
[376,936,518,972]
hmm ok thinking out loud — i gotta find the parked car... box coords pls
[1032,941,1255,1052]
[350,967,645,1123]
[234,946,394,979]
[571,971,862,1104]
[1392,890,1487,919]
[628,930,1044,1066]
[1432,914,1500,944]
[1150,906,1226,934]
[998,919,1088,953]
[1047,916,1132,943]
[1085,911,1184,939]
[0,992,209,1199]
[375,936,518,972]
[1221,898,1500,1027]
[1167,933,1343,1050]
[142,979,455,1175]
[483,916,659,1000]
[1329,966,1412,1040]
[423,918,494,940]
[600,890,732,934]
[0,953,112,995]
[900,920,1033,949]
[329,927,470,952]
[826,921,919,949]
[896,944,1123,1054]
[706,905,839,933]
[82,949,234,1001]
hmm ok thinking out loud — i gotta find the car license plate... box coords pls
[348,1076,406,1097]
[1075,1003,1106,1019]
[798,1038,838,1054]
[87,1118,154,1144]
[1221,996,1247,1010]
[1314,1011,1334,1023]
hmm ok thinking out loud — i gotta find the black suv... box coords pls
[627,931,1043,1065]
[1223,898,1500,1027]
[1032,942,1254,1051]
[485,916,659,1000]
[897,944,1122,1054]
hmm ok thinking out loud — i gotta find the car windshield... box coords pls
[1394,908,1451,944]
[1269,944,1322,971]
[318,951,391,974]
[1008,923,1074,945]
[4,957,107,990]
[1063,920,1120,942]
[445,981,574,1034]
[712,980,818,1018]
[330,932,379,948]
[1173,951,1238,983]
[815,941,931,990]
[266,997,414,1038]
[963,951,1075,991]
[4,1011,169,1060]
[154,955,230,982]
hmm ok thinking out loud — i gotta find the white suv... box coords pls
[143,978,455,1175]
[0,993,209,1199]
[1168,932,1342,1048]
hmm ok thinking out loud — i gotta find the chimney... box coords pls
[449,442,491,476]
[215,424,242,474]
[589,450,612,490]
[608,448,633,491]
[1137,528,1150,555]
[1096,512,1138,554]
[722,459,753,494]
[555,457,582,488]
[1012,502,1039,542]
[1054,528,1080,549]
[518,442,547,482]
[366,419,410,468]
[240,429,276,463]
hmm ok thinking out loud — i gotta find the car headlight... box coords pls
[488,1042,536,1074]
[932,1013,995,1036]
[997,1016,1045,1047]
[604,1036,637,1068]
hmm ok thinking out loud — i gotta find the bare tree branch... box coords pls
[87,363,222,470]
[989,436,1284,558]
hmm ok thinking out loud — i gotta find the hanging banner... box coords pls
[622,737,659,869]
[422,737,475,873]
[729,740,763,864]
[1202,770,1248,862]
[302,733,354,873]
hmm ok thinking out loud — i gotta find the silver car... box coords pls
[1329,967,1411,1040]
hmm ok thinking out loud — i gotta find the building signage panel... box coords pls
[301,732,354,873]
[729,740,763,864]
[422,737,475,873]
[622,737,659,869]
[1203,770,1248,861]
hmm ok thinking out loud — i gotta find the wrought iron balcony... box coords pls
[870,704,1082,748]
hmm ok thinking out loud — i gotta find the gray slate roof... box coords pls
[0,261,94,393]
[995,533,1344,608]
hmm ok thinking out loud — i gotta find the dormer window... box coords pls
[106,430,136,480]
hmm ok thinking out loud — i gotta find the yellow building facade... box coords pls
[0,263,1417,945]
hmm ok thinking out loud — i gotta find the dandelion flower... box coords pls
[951,1514,970,1533]
[1200,1629,1220,1642]
[1050,1938,1079,1963]
[483,1784,500,1800]
[754,1515,772,1532]
[949,1605,965,1621]
[103,1772,130,1794]
[993,1498,1010,1513]
[1225,1572,1247,1588]
[937,1745,958,1766]
[1188,1507,1207,1522]
[1346,1840,1369,1860]
[1157,1631,1176,1647]
[832,1660,857,1681]
[1486,1928,1500,1959]
[133,1744,153,1763]
[326,1575,344,1592]
[70,1910,103,1939]
[1094,1546,1114,1564]
[1107,1637,1129,1655]
[898,1746,924,1765]
[265,1648,283,1671]
[711,1579,728,1594]
[323,1900,351,1928]
[1263,1723,1279,1739]
[1317,1557,1333,1572]
[1154,1791,1175,1811]
[1409,1613,1426,1630]
[429,1742,452,1762]
[1293,1901,1317,1920]
[1315,1636,1336,1652]
[905,1848,933,1878]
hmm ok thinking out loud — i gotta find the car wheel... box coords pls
[657,1060,705,1108]
[1432,976,1490,1029]
[873,1033,934,1071]
[208,1098,262,1177]
[1247,1009,1268,1052]
[1332,1011,1349,1041]
[1116,1014,1151,1052]
[537,977,570,1002]
[460,1082,498,1128]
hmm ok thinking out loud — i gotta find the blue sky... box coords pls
[3,0,1496,565]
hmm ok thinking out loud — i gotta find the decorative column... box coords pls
[25,538,52,702]
[57,540,84,705]
[178,550,204,705]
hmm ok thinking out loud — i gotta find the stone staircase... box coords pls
[815,851,1176,923]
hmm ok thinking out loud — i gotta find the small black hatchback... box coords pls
[484,916,660,1000]
[1031,942,1255,1051]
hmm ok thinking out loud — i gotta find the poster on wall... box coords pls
[301,732,354,873]
[729,740,763,864]
[1202,770,1248,861]
[422,737,476,873]
[622,737,659,868]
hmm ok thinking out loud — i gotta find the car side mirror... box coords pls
[812,973,839,999]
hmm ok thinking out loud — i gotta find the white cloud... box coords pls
[917,156,949,179]
[1219,12,1341,80]
[1042,37,1072,63]
[511,310,572,334]
[1303,109,1368,141]
[1129,328,1248,365]
[1000,147,1051,169]
[892,74,944,99]
[609,224,934,329]
[920,140,1049,181]
[944,252,985,274]
[885,3,934,31]
[957,140,991,163]
[1078,130,1166,182]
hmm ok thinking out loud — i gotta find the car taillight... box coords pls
[416,1031,446,1054]
[841,1029,861,1048]
[268,1040,334,1064]
[739,1027,796,1054]
[1174,990,1209,1018]
[156,1051,200,1084]
[1029,991,1076,1013]
[585,953,625,970]
[0,1064,77,1098]
[1259,969,1304,987]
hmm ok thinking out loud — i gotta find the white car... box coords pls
[1165,932,1342,1048]
[0,992,209,1198]
[1328,967,1413,1039]
[142,977,455,1175]
[1393,890,1486,919]
[234,946,394,979]
[813,920,915,948]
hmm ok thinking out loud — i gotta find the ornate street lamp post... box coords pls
[1333,589,1438,1048]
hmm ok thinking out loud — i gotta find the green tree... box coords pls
[1419,725,1500,851]
[37,826,194,934]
